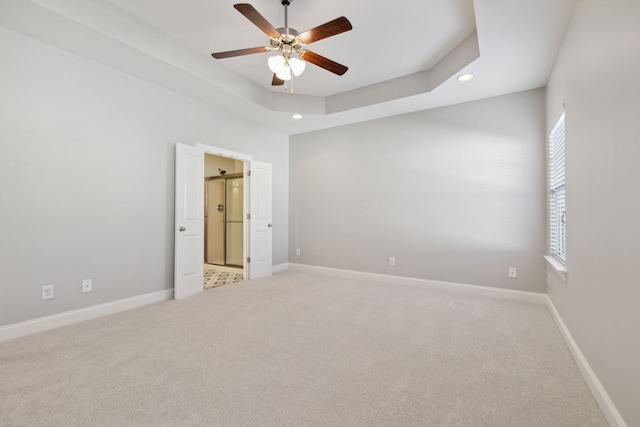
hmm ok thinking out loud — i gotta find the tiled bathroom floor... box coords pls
[203,264,244,289]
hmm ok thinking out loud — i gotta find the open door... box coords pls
[174,143,272,296]
[248,161,273,279]
[174,143,204,299]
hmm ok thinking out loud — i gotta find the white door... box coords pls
[249,161,272,278]
[174,143,204,299]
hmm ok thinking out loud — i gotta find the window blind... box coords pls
[549,113,566,262]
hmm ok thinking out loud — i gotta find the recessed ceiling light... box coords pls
[457,73,474,82]
[292,113,302,120]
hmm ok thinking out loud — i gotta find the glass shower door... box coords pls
[225,177,244,266]
[205,180,225,265]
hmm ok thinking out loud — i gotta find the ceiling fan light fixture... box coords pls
[269,54,305,81]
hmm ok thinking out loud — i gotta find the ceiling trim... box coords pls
[2,0,575,136]
[6,0,478,117]
[325,31,479,114]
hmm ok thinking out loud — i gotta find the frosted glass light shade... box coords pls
[289,57,306,76]
[268,55,286,74]
[276,66,292,81]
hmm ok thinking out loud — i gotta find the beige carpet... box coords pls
[0,270,607,426]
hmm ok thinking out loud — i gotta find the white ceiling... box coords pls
[105,0,479,98]
[22,0,576,135]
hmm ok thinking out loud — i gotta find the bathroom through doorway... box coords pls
[203,153,244,288]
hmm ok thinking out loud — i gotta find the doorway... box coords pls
[174,142,273,300]
[203,153,245,289]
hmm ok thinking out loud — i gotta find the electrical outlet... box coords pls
[508,267,517,278]
[389,257,396,266]
[295,248,301,256]
[82,279,92,293]
[42,284,54,300]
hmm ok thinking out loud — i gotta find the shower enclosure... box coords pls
[205,174,244,267]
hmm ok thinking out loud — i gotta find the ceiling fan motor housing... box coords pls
[271,28,303,55]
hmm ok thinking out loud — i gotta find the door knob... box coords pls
[268,223,272,228]
[179,226,186,232]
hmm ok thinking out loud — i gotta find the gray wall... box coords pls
[0,25,288,326]
[546,1,640,425]
[290,89,546,292]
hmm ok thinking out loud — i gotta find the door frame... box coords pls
[197,143,252,276]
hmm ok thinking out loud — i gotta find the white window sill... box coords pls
[544,255,567,280]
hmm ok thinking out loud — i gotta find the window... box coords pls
[549,113,566,262]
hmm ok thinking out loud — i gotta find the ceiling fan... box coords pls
[211,1,352,92]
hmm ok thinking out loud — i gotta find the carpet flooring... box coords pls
[0,270,608,426]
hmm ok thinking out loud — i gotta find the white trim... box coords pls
[289,263,546,304]
[0,290,173,344]
[195,143,253,162]
[546,296,628,427]
[544,255,567,280]
[272,263,289,273]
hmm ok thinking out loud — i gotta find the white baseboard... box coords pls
[546,296,627,427]
[0,289,174,344]
[272,263,289,274]
[0,267,625,427]
[289,263,546,304]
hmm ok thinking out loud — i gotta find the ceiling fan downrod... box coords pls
[282,0,290,35]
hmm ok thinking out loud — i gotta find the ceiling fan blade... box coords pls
[299,50,348,76]
[211,46,270,59]
[272,74,285,86]
[234,3,281,39]
[298,17,352,44]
